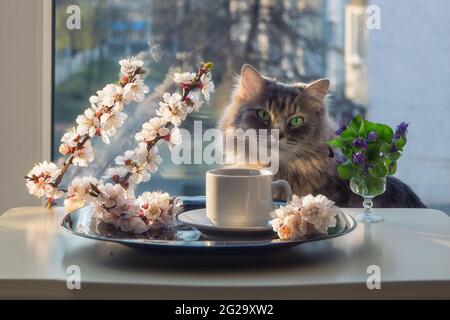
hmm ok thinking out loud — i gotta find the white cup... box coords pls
[206,168,293,227]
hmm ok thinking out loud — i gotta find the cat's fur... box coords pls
[219,64,426,208]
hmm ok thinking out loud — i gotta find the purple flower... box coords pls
[335,122,347,136]
[352,151,366,166]
[352,138,368,149]
[394,122,409,139]
[368,130,377,142]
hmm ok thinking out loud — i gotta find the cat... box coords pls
[219,64,426,208]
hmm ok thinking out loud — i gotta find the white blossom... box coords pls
[138,191,174,226]
[200,72,214,101]
[119,57,144,76]
[67,175,98,200]
[270,194,340,240]
[58,143,71,156]
[113,144,161,184]
[136,143,162,171]
[115,149,137,170]
[117,215,148,234]
[187,90,204,112]
[44,187,65,203]
[164,127,183,151]
[113,149,147,184]
[72,140,95,167]
[60,127,80,151]
[156,92,188,126]
[102,166,128,183]
[90,183,147,234]
[271,202,307,240]
[99,111,128,144]
[129,166,151,184]
[60,127,88,156]
[101,84,127,113]
[277,214,307,240]
[300,194,338,234]
[89,90,105,106]
[25,161,63,199]
[173,72,196,85]
[64,175,99,211]
[76,108,100,137]
[94,207,119,227]
[95,183,133,217]
[135,117,169,142]
[123,76,149,102]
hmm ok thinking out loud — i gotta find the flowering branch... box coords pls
[25,57,149,207]
[103,62,214,191]
[64,62,214,234]
[25,57,215,235]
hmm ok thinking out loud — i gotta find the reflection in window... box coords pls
[54,0,363,197]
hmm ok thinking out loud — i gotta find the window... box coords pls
[53,0,346,196]
[345,4,367,65]
[53,0,450,213]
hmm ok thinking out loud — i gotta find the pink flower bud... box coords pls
[59,143,70,155]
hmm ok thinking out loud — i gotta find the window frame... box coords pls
[0,0,53,211]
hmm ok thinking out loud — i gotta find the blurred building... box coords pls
[366,0,450,209]
[104,0,151,57]
[324,0,366,121]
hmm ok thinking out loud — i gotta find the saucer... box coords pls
[177,209,274,236]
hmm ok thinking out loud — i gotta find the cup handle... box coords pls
[272,179,293,203]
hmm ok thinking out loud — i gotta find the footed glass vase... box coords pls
[350,175,386,223]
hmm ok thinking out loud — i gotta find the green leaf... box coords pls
[365,174,387,195]
[351,115,363,130]
[367,144,381,162]
[347,114,363,132]
[327,138,343,148]
[358,118,365,135]
[337,160,358,180]
[341,137,355,145]
[380,142,392,155]
[388,151,401,161]
[341,127,356,139]
[375,124,394,142]
[369,163,388,178]
[395,136,406,150]
[363,120,376,134]
[388,161,397,175]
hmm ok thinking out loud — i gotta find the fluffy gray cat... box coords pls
[219,64,426,208]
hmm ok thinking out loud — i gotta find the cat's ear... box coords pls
[304,79,329,100]
[238,64,264,99]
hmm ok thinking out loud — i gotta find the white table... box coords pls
[0,207,449,299]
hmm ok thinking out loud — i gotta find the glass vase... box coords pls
[350,174,386,223]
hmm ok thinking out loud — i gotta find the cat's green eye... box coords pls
[257,110,271,122]
[289,116,304,128]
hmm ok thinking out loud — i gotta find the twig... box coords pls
[118,64,210,188]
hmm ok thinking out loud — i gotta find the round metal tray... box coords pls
[61,197,357,251]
